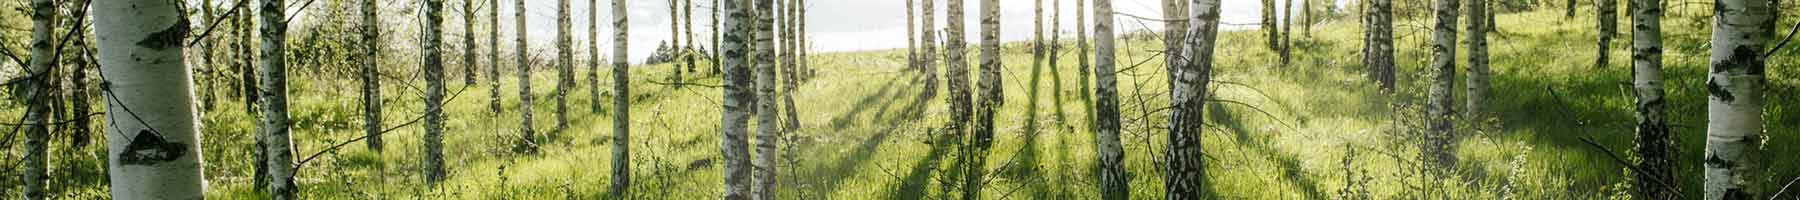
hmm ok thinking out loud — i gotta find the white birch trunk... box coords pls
[258,0,300,197]
[1093,0,1129,198]
[609,0,635,195]
[1426,0,1461,169]
[94,0,208,198]
[422,0,449,185]
[1465,0,1490,118]
[1169,0,1218,198]
[21,0,56,197]
[1704,0,1771,198]
[1630,0,1677,198]
[516,0,538,153]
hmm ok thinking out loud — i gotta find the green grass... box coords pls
[6,6,1798,199]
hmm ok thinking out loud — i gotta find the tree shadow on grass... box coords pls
[1210,102,1321,199]
[828,73,914,131]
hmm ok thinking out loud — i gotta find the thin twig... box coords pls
[1773,176,1800,200]
[185,0,254,47]
[1576,137,1677,190]
[293,83,473,170]
[647,80,724,88]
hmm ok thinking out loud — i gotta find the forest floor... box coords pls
[11,7,1795,200]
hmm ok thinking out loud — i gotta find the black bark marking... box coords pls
[136,17,191,50]
[1708,78,1735,102]
[1704,154,1735,169]
[119,129,187,165]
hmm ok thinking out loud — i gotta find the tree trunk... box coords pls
[422,0,449,185]
[1301,0,1311,37]
[1425,0,1460,168]
[1369,0,1395,93]
[1163,0,1186,99]
[94,0,207,197]
[490,0,503,113]
[908,0,920,71]
[798,0,810,80]
[1629,0,1677,198]
[946,0,972,144]
[669,0,685,83]
[732,0,764,198]
[22,0,56,197]
[464,0,478,86]
[591,0,602,113]
[757,0,790,195]
[712,0,722,72]
[200,0,218,113]
[964,0,1003,198]
[1093,0,1129,199]
[779,0,802,135]
[1047,0,1065,126]
[361,0,384,152]
[1466,0,1490,118]
[686,0,699,74]
[610,0,635,195]
[922,0,940,99]
[1596,0,1616,68]
[1704,0,1771,198]
[557,0,573,131]
[1279,0,1292,66]
[1077,0,1094,135]
[238,2,267,191]
[1169,0,1220,198]
[258,0,300,197]
[240,2,259,118]
[1263,0,1279,51]
[516,0,538,154]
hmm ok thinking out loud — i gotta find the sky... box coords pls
[295,0,1331,64]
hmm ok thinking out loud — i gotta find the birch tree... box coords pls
[556,0,573,131]
[946,0,972,143]
[1047,0,1065,125]
[489,0,503,113]
[779,0,801,134]
[1163,0,1186,93]
[725,0,760,197]
[1425,0,1460,168]
[1629,0,1677,197]
[755,0,791,198]
[238,3,267,191]
[361,0,384,152]
[258,0,300,196]
[94,0,207,198]
[21,0,57,197]
[591,0,602,113]
[684,0,698,73]
[1093,0,1129,198]
[422,0,450,184]
[464,0,478,85]
[964,0,1003,197]
[921,0,940,98]
[797,0,809,79]
[1279,0,1291,66]
[1262,0,1278,51]
[908,0,920,71]
[1704,0,1771,198]
[1169,0,1216,198]
[1076,0,1094,133]
[1367,0,1395,93]
[1465,0,1489,118]
[668,0,685,82]
[515,0,538,153]
[1596,0,1616,68]
[610,0,635,195]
